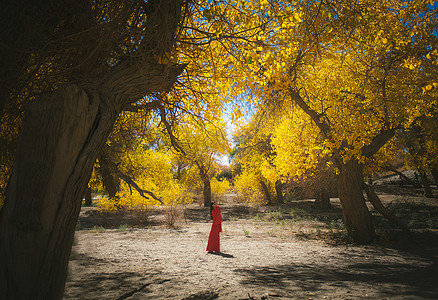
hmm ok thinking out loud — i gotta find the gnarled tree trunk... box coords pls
[197,163,213,208]
[337,159,375,244]
[0,85,119,299]
[0,0,185,298]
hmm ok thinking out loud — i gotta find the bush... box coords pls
[211,177,231,201]
[234,171,264,203]
[165,205,180,228]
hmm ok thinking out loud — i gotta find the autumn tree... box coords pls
[223,0,438,243]
[0,1,188,298]
[168,116,230,207]
[398,113,438,197]
[232,106,285,205]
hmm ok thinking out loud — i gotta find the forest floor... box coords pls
[64,184,438,300]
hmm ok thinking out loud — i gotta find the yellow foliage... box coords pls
[211,177,231,200]
[234,171,265,203]
[95,144,191,213]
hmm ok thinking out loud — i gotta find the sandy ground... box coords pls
[64,187,438,299]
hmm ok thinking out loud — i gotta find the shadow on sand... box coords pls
[207,251,235,258]
[234,252,438,299]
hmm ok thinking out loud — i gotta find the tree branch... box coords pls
[159,105,186,155]
[106,160,163,204]
[289,88,331,138]
[361,128,395,158]
[363,183,409,232]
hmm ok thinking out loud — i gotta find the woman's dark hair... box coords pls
[210,201,215,220]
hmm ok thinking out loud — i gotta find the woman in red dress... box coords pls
[206,201,222,253]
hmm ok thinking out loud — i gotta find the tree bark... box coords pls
[275,180,284,204]
[0,85,118,299]
[337,159,375,244]
[98,151,120,199]
[419,170,434,198]
[431,166,438,186]
[260,179,275,205]
[314,190,332,209]
[0,1,185,298]
[84,187,93,207]
[203,177,212,208]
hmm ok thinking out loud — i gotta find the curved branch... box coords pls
[159,105,186,155]
[361,128,395,158]
[106,160,163,204]
[289,88,331,138]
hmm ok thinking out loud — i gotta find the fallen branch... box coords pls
[383,165,421,187]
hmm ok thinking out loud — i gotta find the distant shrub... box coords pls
[211,177,231,201]
[234,172,264,203]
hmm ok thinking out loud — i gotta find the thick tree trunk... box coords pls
[275,180,284,204]
[0,85,119,299]
[203,178,212,207]
[84,187,93,207]
[337,159,375,244]
[419,170,434,198]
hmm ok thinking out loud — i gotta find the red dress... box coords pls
[206,206,223,252]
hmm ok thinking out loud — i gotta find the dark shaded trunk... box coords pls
[260,180,275,205]
[0,85,118,299]
[203,177,212,208]
[98,152,120,199]
[0,0,185,298]
[84,187,92,207]
[314,190,331,209]
[275,180,284,204]
[363,183,408,231]
[337,159,375,244]
[431,166,438,186]
[197,163,212,208]
[419,170,434,198]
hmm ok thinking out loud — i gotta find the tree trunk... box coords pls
[337,159,375,244]
[203,177,212,207]
[0,85,119,299]
[84,187,93,207]
[275,180,284,204]
[98,152,120,199]
[314,190,331,209]
[260,179,275,205]
[431,166,438,186]
[419,170,434,198]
